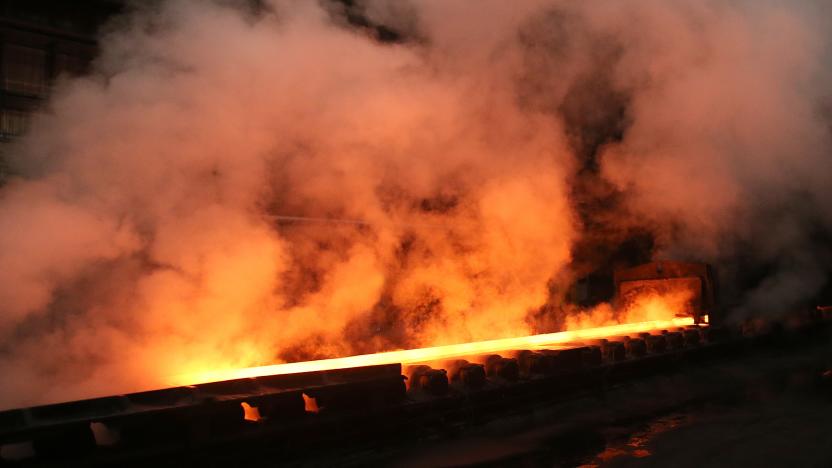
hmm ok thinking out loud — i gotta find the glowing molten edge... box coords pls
[176,317,696,386]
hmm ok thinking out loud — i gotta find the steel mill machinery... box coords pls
[614,261,719,326]
[0,261,829,466]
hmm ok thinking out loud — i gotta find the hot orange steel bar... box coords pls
[174,317,696,386]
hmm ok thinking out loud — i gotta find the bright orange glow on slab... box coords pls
[174,317,695,386]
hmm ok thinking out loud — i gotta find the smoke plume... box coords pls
[0,0,829,408]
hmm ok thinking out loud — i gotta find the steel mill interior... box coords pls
[0,1,831,466]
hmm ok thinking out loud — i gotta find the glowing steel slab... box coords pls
[175,317,695,386]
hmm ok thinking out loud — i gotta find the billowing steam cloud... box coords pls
[0,0,830,408]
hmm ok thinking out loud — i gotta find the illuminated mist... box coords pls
[0,0,829,408]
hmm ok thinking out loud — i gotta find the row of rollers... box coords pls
[406,326,710,397]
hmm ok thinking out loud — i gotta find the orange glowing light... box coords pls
[240,402,261,422]
[302,393,320,413]
[174,317,695,386]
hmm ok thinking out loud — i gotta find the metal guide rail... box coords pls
[1,310,830,466]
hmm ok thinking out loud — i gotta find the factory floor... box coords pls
[383,337,832,468]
